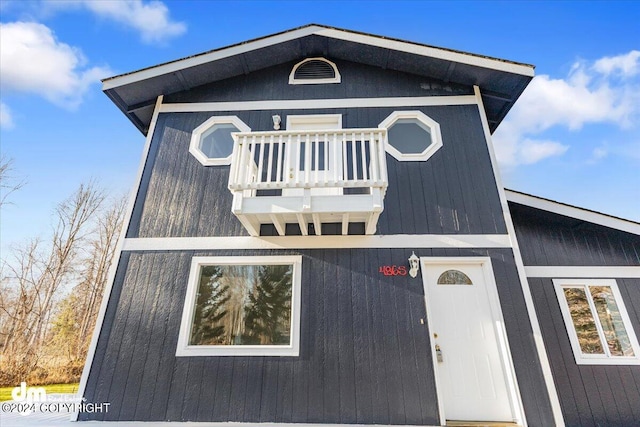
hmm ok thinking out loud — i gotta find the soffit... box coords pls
[103,24,534,135]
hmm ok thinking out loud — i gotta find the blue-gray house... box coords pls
[77,25,640,426]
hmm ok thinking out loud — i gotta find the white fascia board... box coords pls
[103,26,325,90]
[505,190,640,236]
[525,266,640,278]
[122,234,512,251]
[316,28,535,77]
[104,25,533,91]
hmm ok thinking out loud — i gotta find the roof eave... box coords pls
[505,189,640,236]
[103,24,533,91]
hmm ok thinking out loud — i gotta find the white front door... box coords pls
[421,258,520,424]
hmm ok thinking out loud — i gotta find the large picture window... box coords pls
[177,256,302,356]
[554,279,640,365]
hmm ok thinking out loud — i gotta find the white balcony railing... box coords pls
[228,128,388,236]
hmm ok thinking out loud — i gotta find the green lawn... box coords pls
[0,383,79,401]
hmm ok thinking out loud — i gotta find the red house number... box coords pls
[378,265,408,276]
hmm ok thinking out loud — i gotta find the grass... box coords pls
[0,383,79,402]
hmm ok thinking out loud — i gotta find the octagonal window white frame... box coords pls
[378,111,443,162]
[189,116,251,166]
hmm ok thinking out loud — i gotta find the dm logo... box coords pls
[11,382,47,415]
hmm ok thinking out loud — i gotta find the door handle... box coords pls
[435,344,443,363]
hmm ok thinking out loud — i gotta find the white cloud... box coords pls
[494,50,640,166]
[519,139,569,164]
[0,21,112,109]
[593,50,640,77]
[49,0,186,43]
[0,101,15,129]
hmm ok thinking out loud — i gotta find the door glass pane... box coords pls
[590,286,635,357]
[299,141,326,170]
[564,287,604,354]
[437,269,472,285]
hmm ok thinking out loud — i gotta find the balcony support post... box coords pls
[342,213,350,235]
[270,214,286,236]
[312,214,322,236]
[296,213,308,236]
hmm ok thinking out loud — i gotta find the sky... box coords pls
[1,0,639,255]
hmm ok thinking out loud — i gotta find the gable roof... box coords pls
[505,189,640,236]
[102,24,534,135]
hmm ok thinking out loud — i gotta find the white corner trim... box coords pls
[289,57,341,85]
[73,96,165,421]
[525,266,640,278]
[553,278,640,366]
[121,234,512,251]
[189,115,251,166]
[505,189,640,236]
[176,255,302,357]
[378,110,443,162]
[159,95,478,113]
[474,86,564,426]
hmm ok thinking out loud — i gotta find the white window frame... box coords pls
[189,116,251,166]
[176,255,302,357]
[378,110,443,162]
[289,57,341,85]
[554,278,640,365]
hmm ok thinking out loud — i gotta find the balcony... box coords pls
[228,128,388,236]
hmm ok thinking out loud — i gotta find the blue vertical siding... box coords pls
[127,105,507,239]
[81,248,554,424]
[511,202,640,426]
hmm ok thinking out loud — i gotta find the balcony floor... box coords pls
[232,190,384,236]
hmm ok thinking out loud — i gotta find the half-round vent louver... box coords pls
[295,60,335,80]
[289,58,341,84]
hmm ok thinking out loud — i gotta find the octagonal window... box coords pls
[378,111,443,161]
[189,116,251,166]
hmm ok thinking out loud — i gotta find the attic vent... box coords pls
[289,57,341,85]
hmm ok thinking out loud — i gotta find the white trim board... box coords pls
[505,189,640,236]
[159,95,478,113]
[474,86,564,426]
[525,266,640,278]
[122,234,512,251]
[103,24,533,90]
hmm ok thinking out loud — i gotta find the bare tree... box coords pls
[0,182,105,383]
[74,194,126,358]
[0,155,26,208]
[43,194,126,365]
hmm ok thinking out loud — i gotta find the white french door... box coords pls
[284,114,343,195]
